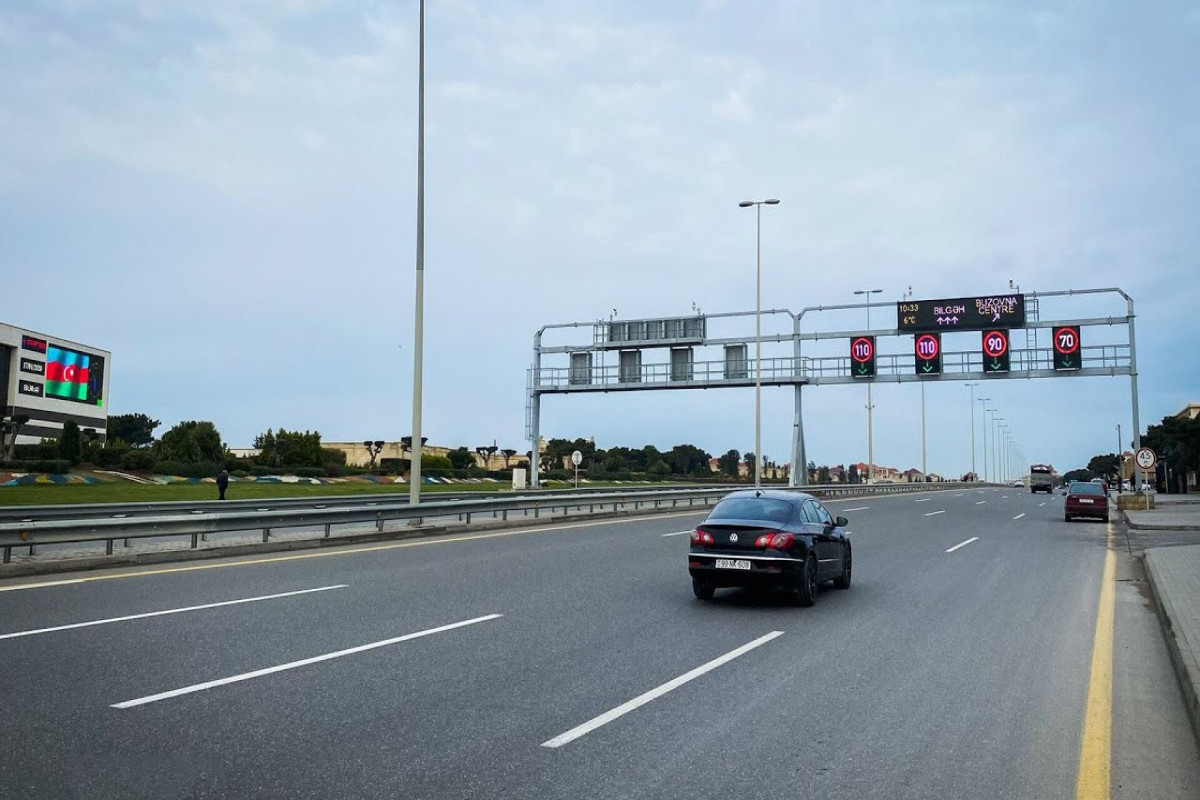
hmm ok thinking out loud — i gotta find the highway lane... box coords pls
[0,487,1196,798]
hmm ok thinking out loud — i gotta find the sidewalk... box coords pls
[1123,493,1200,747]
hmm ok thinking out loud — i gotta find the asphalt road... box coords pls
[1,487,1197,799]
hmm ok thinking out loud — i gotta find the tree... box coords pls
[718,449,741,477]
[160,421,225,464]
[848,463,860,484]
[1086,453,1120,479]
[255,428,324,467]
[667,444,712,477]
[1143,415,1200,488]
[106,413,160,448]
[58,420,81,464]
[501,448,518,469]
[744,452,757,478]
[447,447,476,470]
[1063,468,1093,484]
[818,465,831,484]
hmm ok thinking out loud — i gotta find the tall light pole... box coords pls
[965,383,979,480]
[979,400,991,482]
[409,0,426,505]
[739,198,779,488]
[854,288,883,483]
[993,416,1003,483]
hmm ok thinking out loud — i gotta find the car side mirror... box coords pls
[835,516,848,528]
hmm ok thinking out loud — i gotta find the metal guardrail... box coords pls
[0,482,973,563]
[0,482,743,524]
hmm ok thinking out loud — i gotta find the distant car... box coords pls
[1090,477,1110,494]
[1065,482,1109,521]
[1011,480,1024,487]
[688,490,850,606]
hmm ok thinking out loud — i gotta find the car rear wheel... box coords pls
[1064,514,1072,522]
[792,555,818,607]
[833,545,852,590]
[692,579,715,600]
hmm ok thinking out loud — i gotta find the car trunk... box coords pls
[697,521,781,553]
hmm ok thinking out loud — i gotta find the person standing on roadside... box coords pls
[216,468,230,501]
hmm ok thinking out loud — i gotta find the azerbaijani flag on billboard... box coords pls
[45,346,91,402]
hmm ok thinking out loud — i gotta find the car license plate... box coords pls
[1079,499,1094,504]
[715,559,751,570]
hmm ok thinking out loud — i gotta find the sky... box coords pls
[2,0,1198,478]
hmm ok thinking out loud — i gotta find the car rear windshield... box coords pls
[708,497,793,524]
[1070,483,1104,496]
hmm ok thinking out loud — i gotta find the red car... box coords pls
[1065,482,1109,521]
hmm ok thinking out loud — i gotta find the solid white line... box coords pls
[112,613,503,709]
[661,530,694,537]
[946,537,979,553]
[0,578,87,593]
[914,498,931,503]
[842,506,870,512]
[976,500,987,505]
[0,585,347,641]
[541,631,784,748]
[924,510,946,517]
[1014,513,1026,520]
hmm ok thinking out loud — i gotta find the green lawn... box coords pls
[0,479,696,506]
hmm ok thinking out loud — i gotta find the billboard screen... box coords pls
[44,345,105,407]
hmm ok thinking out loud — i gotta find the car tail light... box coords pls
[767,533,794,550]
[755,533,773,547]
[691,528,714,545]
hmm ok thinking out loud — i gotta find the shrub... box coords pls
[120,450,156,472]
[14,443,59,461]
[154,460,222,479]
[23,459,72,474]
[97,447,125,468]
[379,458,410,474]
[291,467,325,478]
[231,469,251,478]
[250,466,273,477]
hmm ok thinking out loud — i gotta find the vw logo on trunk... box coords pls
[729,533,739,542]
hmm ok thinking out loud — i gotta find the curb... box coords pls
[0,505,701,579]
[1142,550,1200,749]
[1113,513,1200,532]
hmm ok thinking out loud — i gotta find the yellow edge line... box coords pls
[1075,525,1115,799]
[0,508,712,592]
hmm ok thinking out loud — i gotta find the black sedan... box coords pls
[687,489,851,606]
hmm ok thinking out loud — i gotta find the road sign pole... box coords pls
[1127,295,1144,492]
[921,381,927,479]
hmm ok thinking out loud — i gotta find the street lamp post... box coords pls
[739,198,780,488]
[853,288,883,483]
[978,399,991,482]
[993,416,1003,483]
[965,383,979,480]
[409,0,426,506]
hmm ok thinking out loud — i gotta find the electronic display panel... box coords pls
[44,344,105,406]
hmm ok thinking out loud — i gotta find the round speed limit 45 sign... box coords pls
[1135,448,1157,471]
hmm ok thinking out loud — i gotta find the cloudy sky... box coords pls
[3,0,1197,477]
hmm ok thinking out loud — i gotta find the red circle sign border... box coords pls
[851,337,874,364]
[915,333,940,361]
[983,330,1008,358]
[1054,326,1080,355]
